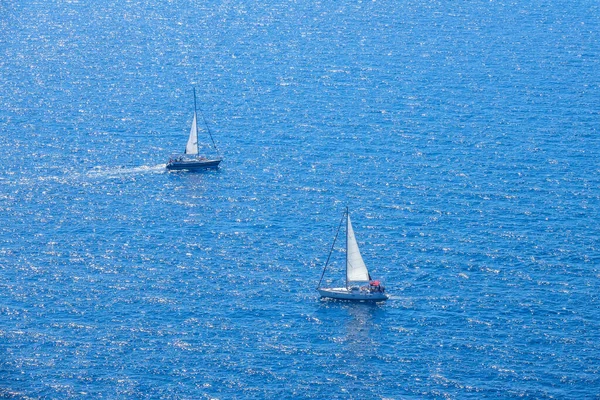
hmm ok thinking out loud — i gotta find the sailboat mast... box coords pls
[345,206,349,289]
[193,87,199,154]
[193,87,198,114]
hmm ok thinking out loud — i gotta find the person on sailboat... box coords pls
[369,280,384,293]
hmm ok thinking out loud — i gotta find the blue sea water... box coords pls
[1,0,599,398]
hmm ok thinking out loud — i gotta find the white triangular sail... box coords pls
[185,112,199,155]
[346,214,370,283]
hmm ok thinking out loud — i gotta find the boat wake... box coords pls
[86,164,167,178]
[385,294,402,300]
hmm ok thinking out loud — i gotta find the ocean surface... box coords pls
[1,0,599,398]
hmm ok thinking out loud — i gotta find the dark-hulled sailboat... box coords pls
[166,88,222,171]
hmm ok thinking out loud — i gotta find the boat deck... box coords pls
[166,158,222,171]
[318,287,388,302]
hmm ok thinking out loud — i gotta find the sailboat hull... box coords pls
[318,287,388,302]
[166,158,222,171]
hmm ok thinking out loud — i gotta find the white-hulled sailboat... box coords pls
[317,208,388,302]
[166,88,222,171]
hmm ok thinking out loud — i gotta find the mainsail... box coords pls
[346,214,370,283]
[185,112,199,155]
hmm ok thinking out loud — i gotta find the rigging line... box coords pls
[192,87,221,157]
[194,89,220,157]
[198,108,220,156]
[317,209,346,289]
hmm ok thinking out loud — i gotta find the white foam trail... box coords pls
[86,164,167,178]
[385,294,403,300]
